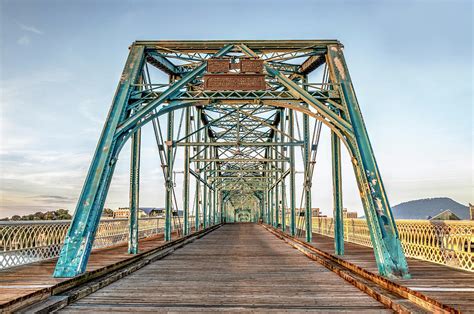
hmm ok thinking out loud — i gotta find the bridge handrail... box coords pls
[0,216,199,269]
[311,217,474,272]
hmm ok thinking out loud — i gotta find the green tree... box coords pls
[102,208,114,217]
[34,212,45,220]
[55,209,72,220]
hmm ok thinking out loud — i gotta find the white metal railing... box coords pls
[311,217,474,272]
[0,216,199,269]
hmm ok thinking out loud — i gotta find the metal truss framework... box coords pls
[54,40,410,279]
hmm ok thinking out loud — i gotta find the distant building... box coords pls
[295,208,326,217]
[343,208,358,219]
[112,207,165,219]
[113,207,129,219]
[312,208,321,217]
[470,203,474,220]
[428,209,461,221]
[140,207,165,217]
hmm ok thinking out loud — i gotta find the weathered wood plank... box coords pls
[61,224,390,312]
[305,232,474,313]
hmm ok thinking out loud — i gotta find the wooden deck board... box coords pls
[305,232,474,313]
[0,232,180,307]
[1,224,473,312]
[61,224,389,312]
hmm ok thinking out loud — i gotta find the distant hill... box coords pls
[391,197,469,220]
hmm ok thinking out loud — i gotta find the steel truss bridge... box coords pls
[2,40,472,313]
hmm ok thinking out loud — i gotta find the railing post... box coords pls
[331,130,344,255]
[128,128,141,254]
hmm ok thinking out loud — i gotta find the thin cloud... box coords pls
[18,23,43,35]
[31,195,75,203]
[17,35,30,46]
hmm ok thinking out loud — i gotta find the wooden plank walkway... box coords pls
[305,232,474,313]
[0,231,181,311]
[61,224,389,312]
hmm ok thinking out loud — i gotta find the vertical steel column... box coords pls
[53,45,145,278]
[209,146,213,226]
[128,128,141,254]
[266,162,271,224]
[219,191,224,223]
[327,44,410,278]
[289,109,296,236]
[208,159,212,226]
[274,149,280,228]
[183,107,191,235]
[332,131,344,255]
[202,132,208,229]
[280,109,286,232]
[165,110,174,241]
[213,175,217,224]
[303,77,312,242]
[270,187,274,226]
[195,108,201,231]
[270,149,274,226]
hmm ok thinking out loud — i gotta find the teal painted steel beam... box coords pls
[183,107,191,235]
[202,131,208,229]
[238,44,352,137]
[147,51,179,75]
[327,45,410,279]
[209,148,214,226]
[274,151,280,228]
[194,107,202,231]
[53,45,145,278]
[270,181,274,226]
[116,44,234,136]
[176,141,304,147]
[213,161,218,224]
[280,109,287,233]
[331,130,344,255]
[289,110,296,236]
[165,110,174,241]
[128,128,141,254]
[303,76,312,242]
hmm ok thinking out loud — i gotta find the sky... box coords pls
[0,0,472,218]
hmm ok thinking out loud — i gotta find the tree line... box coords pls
[1,209,72,221]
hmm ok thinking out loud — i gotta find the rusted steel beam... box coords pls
[135,40,342,52]
[299,54,326,75]
[203,74,266,91]
[146,52,178,76]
